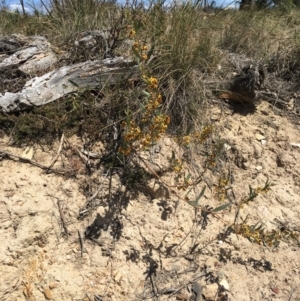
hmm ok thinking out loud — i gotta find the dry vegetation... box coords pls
[1,0,300,134]
[1,0,300,255]
[0,1,300,300]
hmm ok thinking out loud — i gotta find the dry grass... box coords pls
[1,1,300,138]
[1,1,299,275]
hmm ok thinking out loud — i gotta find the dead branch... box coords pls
[57,199,70,237]
[0,56,138,112]
[78,230,86,257]
[0,149,73,176]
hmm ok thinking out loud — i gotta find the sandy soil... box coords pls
[1,100,300,301]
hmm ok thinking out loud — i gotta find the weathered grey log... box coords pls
[0,57,138,112]
[0,35,58,75]
[74,30,110,59]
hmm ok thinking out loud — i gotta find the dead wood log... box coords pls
[0,35,58,75]
[0,57,138,113]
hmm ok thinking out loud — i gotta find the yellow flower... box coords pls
[156,94,162,103]
[142,54,148,61]
[182,135,191,145]
[142,45,148,51]
[148,77,158,89]
[129,30,136,37]
[174,165,182,173]
[149,77,157,83]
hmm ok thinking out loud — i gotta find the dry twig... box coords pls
[78,230,86,257]
[47,133,64,173]
[57,200,70,237]
[0,149,73,176]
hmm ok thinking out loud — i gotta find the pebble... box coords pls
[202,283,218,301]
[260,109,269,115]
[253,144,263,158]
[43,287,53,300]
[255,133,265,141]
[21,146,34,160]
[219,278,230,291]
[114,272,123,283]
[271,286,280,294]
[223,143,231,151]
[49,282,59,289]
[290,142,300,148]
[255,166,263,171]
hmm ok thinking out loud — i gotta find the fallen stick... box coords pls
[78,230,85,257]
[47,133,64,173]
[57,200,70,237]
[75,147,91,167]
[168,272,206,298]
[0,149,73,176]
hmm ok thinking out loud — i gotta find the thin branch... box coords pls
[78,230,86,257]
[57,200,70,237]
[168,272,206,298]
[0,150,73,176]
[47,133,64,173]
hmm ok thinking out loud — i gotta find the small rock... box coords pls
[242,161,250,170]
[21,146,34,160]
[255,133,265,141]
[260,109,269,115]
[114,272,123,283]
[271,286,279,294]
[255,166,262,171]
[223,143,231,151]
[261,139,267,145]
[202,283,218,301]
[219,278,230,291]
[43,287,53,300]
[290,142,300,148]
[49,282,59,289]
[253,144,263,159]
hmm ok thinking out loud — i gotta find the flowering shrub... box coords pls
[116,23,283,249]
[118,26,170,156]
